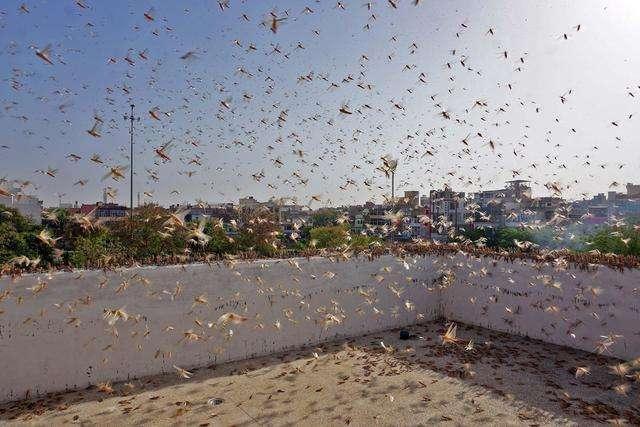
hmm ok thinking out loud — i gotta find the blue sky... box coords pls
[1,0,639,207]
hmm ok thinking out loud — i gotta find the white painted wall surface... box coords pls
[1,253,638,403]
[438,254,640,361]
[0,255,440,402]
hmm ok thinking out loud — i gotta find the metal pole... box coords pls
[391,171,395,204]
[129,104,134,221]
[124,104,139,222]
[124,104,139,242]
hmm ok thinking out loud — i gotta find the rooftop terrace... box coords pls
[2,321,637,426]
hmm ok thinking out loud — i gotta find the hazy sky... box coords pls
[1,0,639,207]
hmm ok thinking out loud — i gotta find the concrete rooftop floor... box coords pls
[1,320,638,426]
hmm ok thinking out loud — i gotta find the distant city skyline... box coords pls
[1,1,640,207]
[14,178,638,210]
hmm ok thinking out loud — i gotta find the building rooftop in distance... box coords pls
[1,320,636,426]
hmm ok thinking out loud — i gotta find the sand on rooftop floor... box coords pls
[0,320,638,426]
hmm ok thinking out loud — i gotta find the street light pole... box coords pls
[123,104,139,222]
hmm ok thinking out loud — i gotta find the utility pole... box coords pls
[391,170,395,202]
[381,155,398,206]
[123,104,139,222]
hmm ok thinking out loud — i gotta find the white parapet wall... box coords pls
[437,253,640,361]
[1,252,639,403]
[0,255,441,402]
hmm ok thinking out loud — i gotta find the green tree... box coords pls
[348,233,381,249]
[236,210,281,256]
[66,229,124,268]
[110,204,188,261]
[310,209,340,227]
[460,227,498,247]
[309,225,349,249]
[583,224,640,256]
[203,222,237,255]
[0,205,53,265]
[495,227,534,249]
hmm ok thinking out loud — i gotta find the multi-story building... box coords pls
[570,183,640,224]
[628,183,640,199]
[402,191,420,208]
[616,199,640,218]
[276,204,310,237]
[238,196,262,213]
[96,203,128,218]
[472,180,533,228]
[0,187,43,224]
[406,205,431,239]
[184,204,236,223]
[66,202,127,220]
[532,197,565,222]
[430,187,465,231]
[352,214,365,234]
[363,203,391,227]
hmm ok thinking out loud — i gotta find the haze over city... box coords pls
[1,0,640,207]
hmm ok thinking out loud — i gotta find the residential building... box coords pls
[402,191,420,208]
[238,196,262,212]
[532,197,565,222]
[183,204,236,223]
[0,188,43,224]
[68,202,127,219]
[430,187,465,231]
[627,183,640,199]
[472,180,533,228]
